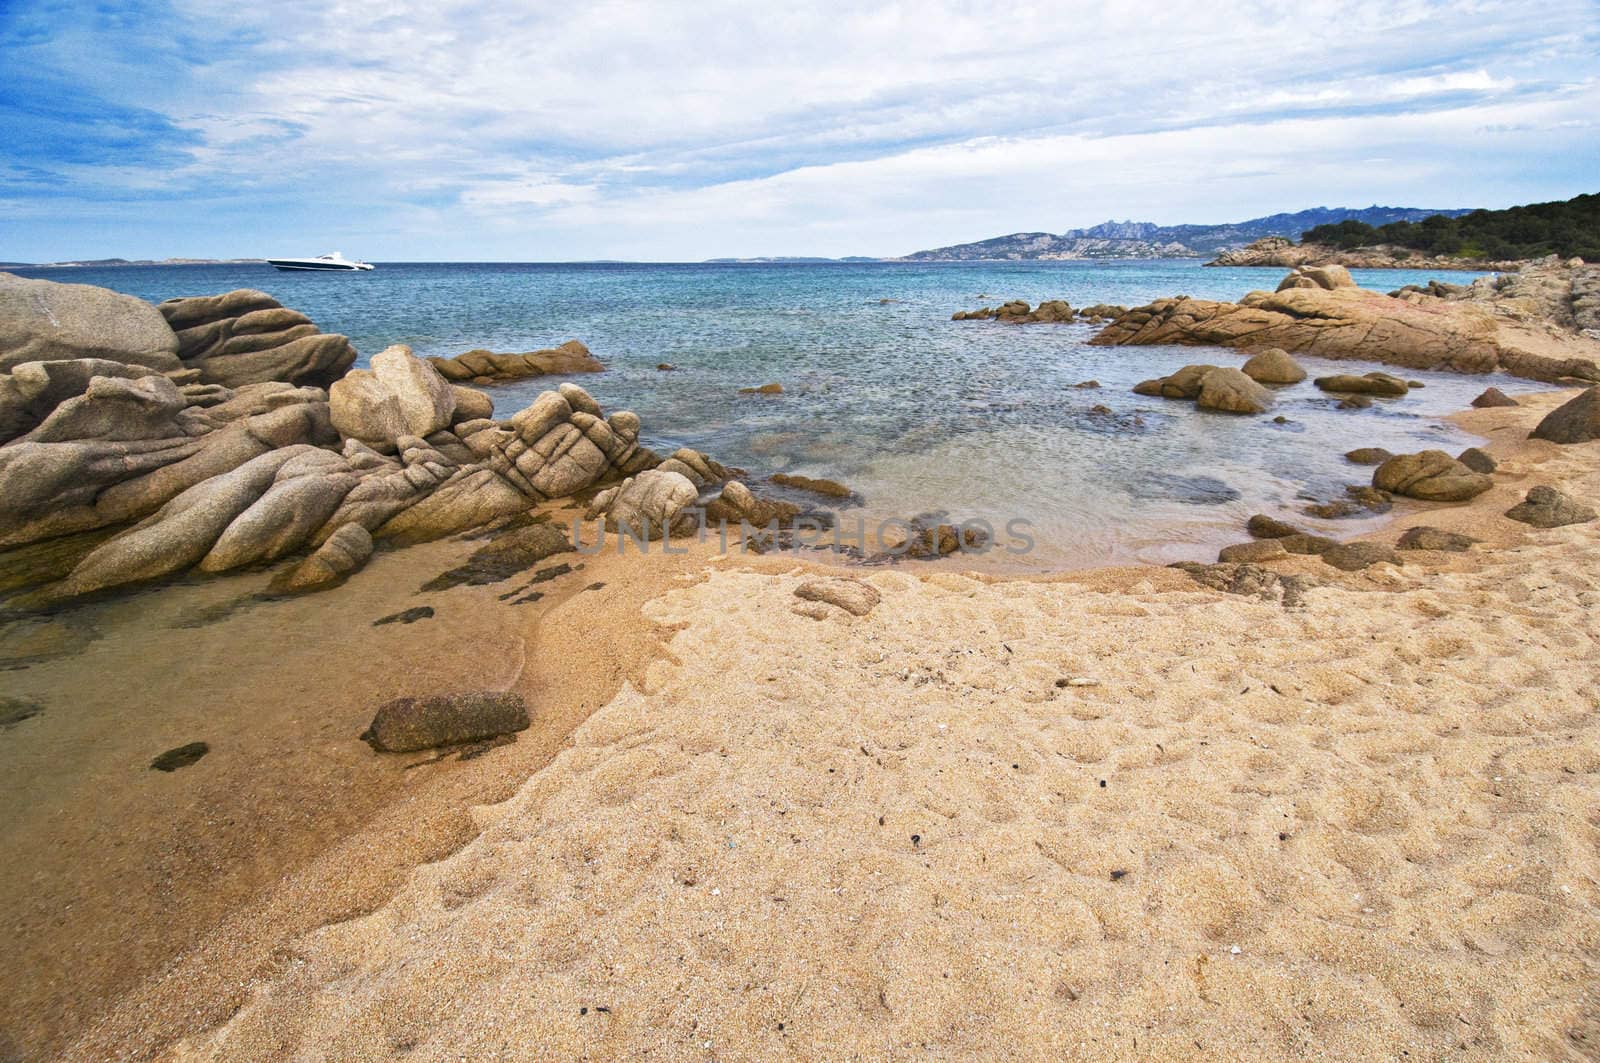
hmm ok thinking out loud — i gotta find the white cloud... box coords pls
[6,0,1599,258]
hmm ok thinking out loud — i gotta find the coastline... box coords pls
[5,385,1588,1059]
[78,387,1600,1060]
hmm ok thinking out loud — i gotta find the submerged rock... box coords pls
[1344,447,1395,466]
[361,692,529,753]
[738,383,784,395]
[422,522,573,591]
[1504,485,1597,528]
[1373,451,1492,502]
[770,472,854,499]
[150,741,209,772]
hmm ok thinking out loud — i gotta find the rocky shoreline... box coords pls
[1206,235,1524,271]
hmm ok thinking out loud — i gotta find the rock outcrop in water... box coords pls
[0,276,728,607]
[425,341,603,385]
[1207,236,1521,271]
[1091,269,1600,384]
[1392,256,1600,336]
[952,299,1075,323]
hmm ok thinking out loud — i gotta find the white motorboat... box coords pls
[267,251,374,272]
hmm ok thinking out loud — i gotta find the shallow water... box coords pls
[17,259,1533,568]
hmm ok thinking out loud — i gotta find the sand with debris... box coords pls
[133,392,1600,1061]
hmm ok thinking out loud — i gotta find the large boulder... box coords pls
[1529,386,1600,444]
[0,273,181,372]
[1373,451,1493,502]
[0,358,165,443]
[329,345,456,447]
[585,469,700,539]
[1239,348,1306,384]
[1196,367,1272,414]
[156,289,355,388]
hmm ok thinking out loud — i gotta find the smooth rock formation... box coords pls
[449,386,494,423]
[1276,265,1355,292]
[329,345,456,448]
[267,523,373,594]
[1504,485,1597,528]
[1373,451,1493,502]
[0,273,181,372]
[1314,372,1409,397]
[1529,386,1600,444]
[1239,348,1306,384]
[585,469,701,539]
[361,692,530,753]
[1344,447,1395,465]
[1196,367,1271,414]
[156,289,355,387]
[1456,447,1497,474]
[426,341,602,384]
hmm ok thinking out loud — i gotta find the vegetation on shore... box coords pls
[1301,193,1600,261]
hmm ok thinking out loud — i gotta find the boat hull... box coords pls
[268,260,373,271]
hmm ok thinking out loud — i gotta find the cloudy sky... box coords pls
[3,0,1597,261]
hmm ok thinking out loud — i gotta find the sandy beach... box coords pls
[1,389,1578,1060]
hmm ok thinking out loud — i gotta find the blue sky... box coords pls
[2,0,1597,261]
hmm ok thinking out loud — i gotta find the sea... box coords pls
[14,259,1526,569]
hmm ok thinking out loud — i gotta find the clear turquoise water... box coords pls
[17,260,1531,569]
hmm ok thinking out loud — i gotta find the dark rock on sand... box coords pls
[0,696,46,728]
[1170,561,1316,607]
[1218,540,1287,563]
[1344,447,1395,466]
[361,692,530,753]
[1504,485,1597,528]
[374,605,435,626]
[1373,451,1492,502]
[1529,386,1600,444]
[1471,387,1518,408]
[1246,514,1301,539]
[1456,447,1497,474]
[1278,533,1340,555]
[1397,526,1479,552]
[150,741,209,772]
[1322,541,1403,571]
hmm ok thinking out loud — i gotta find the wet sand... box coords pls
[4,392,1588,1058]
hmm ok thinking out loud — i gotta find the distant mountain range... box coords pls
[894,206,1476,261]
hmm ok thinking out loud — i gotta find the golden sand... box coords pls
[78,391,1593,1060]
